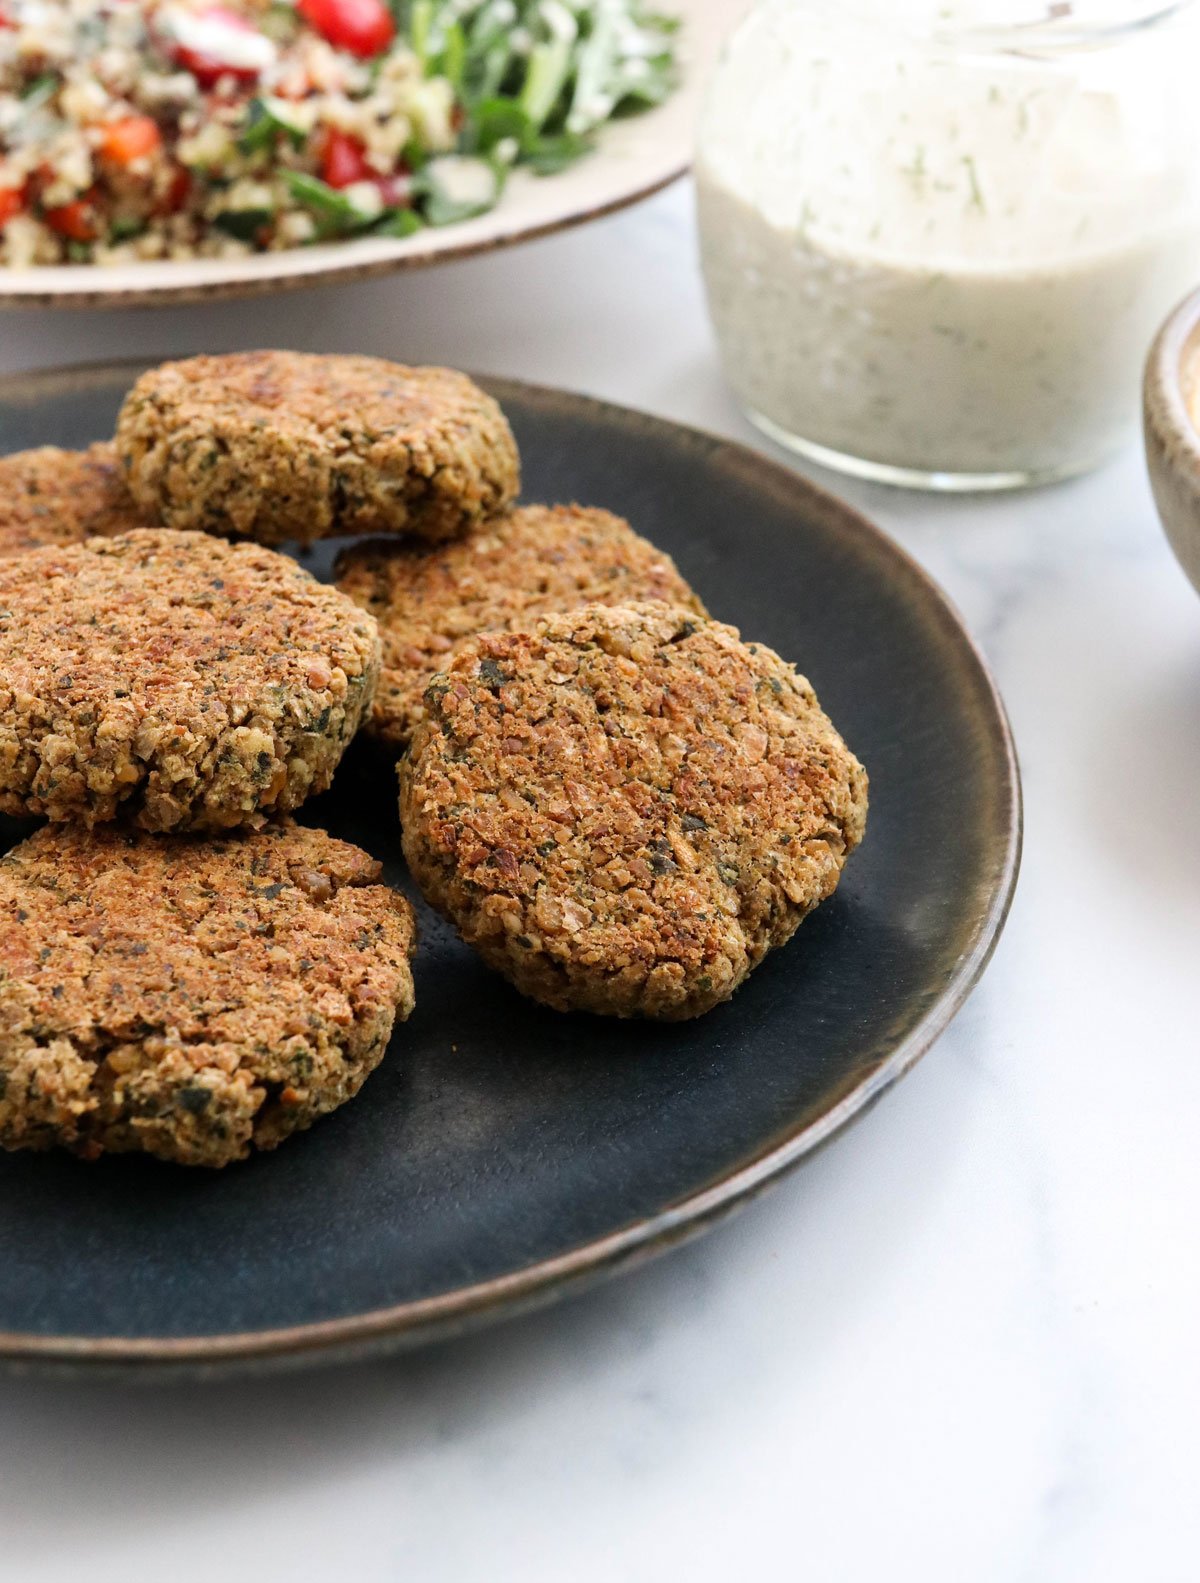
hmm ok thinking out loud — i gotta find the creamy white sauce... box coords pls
[697,0,1200,481]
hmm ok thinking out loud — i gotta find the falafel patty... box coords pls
[0,443,143,557]
[115,351,520,545]
[0,528,379,832]
[0,820,416,1167]
[399,602,868,1021]
[336,504,705,749]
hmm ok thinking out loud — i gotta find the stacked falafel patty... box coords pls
[0,442,141,556]
[0,349,516,1165]
[0,348,868,1170]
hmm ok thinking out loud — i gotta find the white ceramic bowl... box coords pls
[1144,285,1200,598]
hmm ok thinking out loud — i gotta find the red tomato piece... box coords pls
[158,164,192,215]
[44,198,98,243]
[297,0,395,58]
[321,128,372,189]
[99,115,163,166]
[0,184,24,227]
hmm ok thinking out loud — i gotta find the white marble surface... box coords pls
[2,180,1199,1583]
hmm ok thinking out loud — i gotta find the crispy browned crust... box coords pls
[0,528,379,831]
[0,443,144,557]
[335,503,706,749]
[115,351,521,545]
[399,602,868,1021]
[0,820,416,1167]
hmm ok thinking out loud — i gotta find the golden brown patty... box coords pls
[0,443,143,557]
[400,602,868,1021]
[336,504,705,749]
[115,351,520,545]
[0,528,378,832]
[0,820,416,1167]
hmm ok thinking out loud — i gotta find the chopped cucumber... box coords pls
[238,96,307,154]
[419,155,502,226]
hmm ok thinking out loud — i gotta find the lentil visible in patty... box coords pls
[335,503,705,748]
[399,601,868,1021]
[115,351,520,545]
[0,819,416,1167]
[0,527,379,831]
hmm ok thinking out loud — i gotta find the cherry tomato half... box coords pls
[320,128,372,189]
[44,197,98,243]
[169,7,273,89]
[298,0,395,59]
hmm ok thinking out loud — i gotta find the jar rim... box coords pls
[809,0,1196,50]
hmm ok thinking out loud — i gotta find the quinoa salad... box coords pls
[0,0,678,266]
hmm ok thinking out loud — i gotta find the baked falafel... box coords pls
[0,443,143,557]
[0,528,378,831]
[335,503,705,749]
[0,819,416,1167]
[399,601,868,1021]
[115,351,520,545]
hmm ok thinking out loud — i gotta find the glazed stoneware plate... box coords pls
[0,363,1021,1375]
[0,0,727,310]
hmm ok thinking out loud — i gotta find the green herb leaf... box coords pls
[212,208,274,241]
[282,171,365,224]
[373,206,425,237]
[469,98,532,154]
[524,129,591,174]
[409,0,435,65]
[439,20,467,91]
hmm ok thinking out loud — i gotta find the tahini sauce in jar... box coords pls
[697,0,1200,487]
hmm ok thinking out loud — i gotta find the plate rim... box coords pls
[0,365,1023,1374]
[0,161,688,311]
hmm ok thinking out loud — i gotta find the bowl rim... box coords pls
[1146,283,1200,467]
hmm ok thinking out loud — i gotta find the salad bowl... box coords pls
[0,0,728,308]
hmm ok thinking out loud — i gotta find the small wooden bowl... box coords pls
[1145,285,1200,598]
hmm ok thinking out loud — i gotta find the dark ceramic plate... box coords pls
[0,362,1021,1376]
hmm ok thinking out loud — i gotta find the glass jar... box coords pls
[696,0,1200,489]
